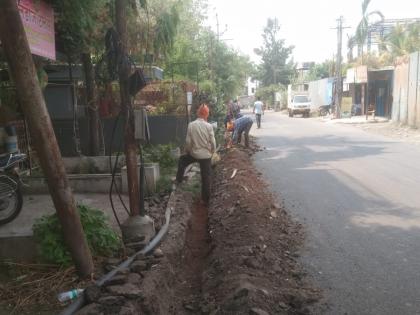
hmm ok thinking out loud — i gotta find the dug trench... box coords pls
[74,146,321,315]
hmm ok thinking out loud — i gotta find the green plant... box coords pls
[156,175,174,193]
[143,144,177,169]
[33,204,121,265]
[180,176,201,197]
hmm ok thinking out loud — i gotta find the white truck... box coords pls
[288,94,311,118]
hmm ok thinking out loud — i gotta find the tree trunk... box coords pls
[81,53,100,156]
[0,0,94,277]
[115,0,141,216]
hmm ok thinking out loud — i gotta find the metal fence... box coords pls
[52,115,188,157]
[392,51,420,127]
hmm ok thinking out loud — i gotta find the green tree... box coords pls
[163,0,253,113]
[382,22,420,57]
[355,0,384,57]
[51,0,111,156]
[306,61,334,81]
[254,18,295,86]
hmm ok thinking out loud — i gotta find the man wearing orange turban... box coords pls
[176,104,216,204]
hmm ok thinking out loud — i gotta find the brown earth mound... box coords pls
[13,145,320,315]
[200,147,321,314]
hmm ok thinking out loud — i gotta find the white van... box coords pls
[288,95,311,118]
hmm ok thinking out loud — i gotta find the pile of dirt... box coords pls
[14,144,320,315]
[200,146,321,314]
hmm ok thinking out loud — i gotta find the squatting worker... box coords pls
[176,104,216,204]
[231,115,253,148]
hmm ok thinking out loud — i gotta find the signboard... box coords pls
[355,66,368,84]
[186,92,193,105]
[346,68,356,84]
[18,0,56,60]
[341,97,352,113]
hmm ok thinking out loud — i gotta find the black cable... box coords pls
[109,111,130,214]
[108,111,130,230]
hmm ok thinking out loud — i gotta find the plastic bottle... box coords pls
[57,289,84,302]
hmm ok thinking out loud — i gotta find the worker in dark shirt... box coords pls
[231,115,253,148]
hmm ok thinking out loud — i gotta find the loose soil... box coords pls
[131,145,321,314]
[1,144,321,314]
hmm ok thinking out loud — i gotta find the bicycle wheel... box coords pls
[0,179,23,225]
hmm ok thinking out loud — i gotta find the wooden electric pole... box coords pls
[115,0,141,216]
[0,0,94,277]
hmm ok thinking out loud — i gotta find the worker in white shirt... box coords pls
[253,97,264,128]
[176,104,216,204]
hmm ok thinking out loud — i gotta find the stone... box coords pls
[104,275,127,286]
[183,303,196,311]
[106,283,143,299]
[125,235,145,243]
[125,241,147,251]
[250,308,270,315]
[98,295,126,306]
[278,302,288,309]
[270,211,278,218]
[244,258,260,269]
[130,260,148,273]
[126,273,142,284]
[74,303,103,315]
[116,268,131,276]
[272,203,281,209]
[153,248,164,258]
[84,285,102,303]
[106,258,122,266]
[121,215,155,245]
[118,302,138,315]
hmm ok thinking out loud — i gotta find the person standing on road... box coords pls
[231,115,253,148]
[224,99,242,127]
[253,97,264,128]
[176,104,216,204]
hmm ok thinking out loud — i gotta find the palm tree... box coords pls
[355,0,384,59]
[347,35,355,61]
[382,22,420,57]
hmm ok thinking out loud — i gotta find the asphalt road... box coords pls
[252,111,420,315]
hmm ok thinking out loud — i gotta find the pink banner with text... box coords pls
[18,0,56,60]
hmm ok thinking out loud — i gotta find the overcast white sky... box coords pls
[206,0,419,64]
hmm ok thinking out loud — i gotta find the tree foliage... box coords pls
[163,0,253,106]
[355,0,384,55]
[382,22,420,57]
[306,60,334,81]
[50,0,111,57]
[254,18,295,86]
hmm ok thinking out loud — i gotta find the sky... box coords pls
[206,0,420,64]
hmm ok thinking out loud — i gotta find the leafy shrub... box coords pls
[33,204,121,265]
[143,144,177,169]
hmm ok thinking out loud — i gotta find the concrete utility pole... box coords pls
[333,16,350,119]
[0,0,94,277]
[115,0,141,216]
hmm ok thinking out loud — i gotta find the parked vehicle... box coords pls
[0,153,26,225]
[288,95,311,117]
